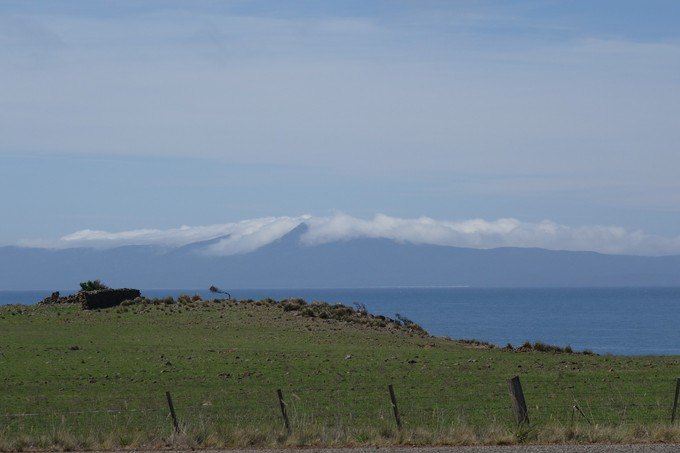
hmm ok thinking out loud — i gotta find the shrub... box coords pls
[515,341,592,355]
[395,313,427,334]
[79,280,109,291]
[331,304,353,319]
[460,338,496,349]
[353,302,368,314]
[281,299,306,312]
[395,313,413,326]
[209,286,231,299]
[178,294,193,305]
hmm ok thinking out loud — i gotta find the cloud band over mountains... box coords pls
[21,214,680,257]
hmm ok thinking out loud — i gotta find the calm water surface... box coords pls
[2,287,679,356]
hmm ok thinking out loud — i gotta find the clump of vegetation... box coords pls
[506,341,595,355]
[79,280,109,291]
[120,294,210,307]
[459,338,496,349]
[177,294,203,304]
[279,299,428,335]
[457,340,594,355]
[209,285,232,299]
[353,302,368,314]
[395,313,419,328]
[280,298,307,312]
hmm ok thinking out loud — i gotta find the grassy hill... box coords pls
[1,297,679,450]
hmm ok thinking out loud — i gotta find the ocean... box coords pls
[2,287,679,356]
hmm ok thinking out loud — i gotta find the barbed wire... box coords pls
[2,375,677,429]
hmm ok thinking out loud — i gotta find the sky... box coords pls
[1,1,680,255]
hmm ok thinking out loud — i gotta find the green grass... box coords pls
[1,299,679,450]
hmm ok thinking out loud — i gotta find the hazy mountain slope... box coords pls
[2,224,680,289]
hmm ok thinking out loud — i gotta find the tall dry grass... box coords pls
[2,418,680,451]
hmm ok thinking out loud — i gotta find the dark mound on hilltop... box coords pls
[38,287,142,310]
[81,288,141,310]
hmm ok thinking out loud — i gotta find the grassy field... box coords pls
[1,297,679,450]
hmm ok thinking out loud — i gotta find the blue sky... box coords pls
[1,1,680,252]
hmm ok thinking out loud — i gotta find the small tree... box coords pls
[79,280,109,292]
[209,285,231,300]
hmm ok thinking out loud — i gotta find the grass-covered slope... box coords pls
[1,298,679,450]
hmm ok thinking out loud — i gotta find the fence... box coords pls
[2,375,679,438]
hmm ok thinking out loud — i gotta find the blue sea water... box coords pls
[2,287,679,356]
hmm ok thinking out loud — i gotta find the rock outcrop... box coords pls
[38,291,85,305]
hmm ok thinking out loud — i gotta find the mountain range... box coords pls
[2,224,680,290]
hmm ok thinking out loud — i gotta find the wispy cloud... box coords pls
[51,216,310,254]
[22,214,680,257]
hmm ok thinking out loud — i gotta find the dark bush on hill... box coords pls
[457,339,593,355]
[395,313,418,328]
[459,338,496,349]
[79,280,109,291]
[508,341,594,355]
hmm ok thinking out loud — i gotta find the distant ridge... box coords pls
[2,229,680,289]
[168,235,231,255]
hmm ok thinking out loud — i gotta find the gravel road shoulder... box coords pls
[150,445,680,453]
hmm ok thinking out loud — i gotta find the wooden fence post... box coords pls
[388,384,402,429]
[507,376,529,425]
[573,402,592,425]
[671,378,680,424]
[165,391,180,433]
[277,389,291,434]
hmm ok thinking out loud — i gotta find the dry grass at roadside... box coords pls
[3,421,680,451]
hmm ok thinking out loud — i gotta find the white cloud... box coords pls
[30,213,680,256]
[56,216,310,253]
[301,214,680,256]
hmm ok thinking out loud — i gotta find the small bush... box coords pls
[459,338,496,349]
[281,299,306,312]
[516,341,592,355]
[533,342,561,353]
[178,294,193,305]
[209,286,231,299]
[353,302,368,314]
[395,313,427,334]
[79,280,109,291]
